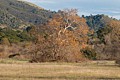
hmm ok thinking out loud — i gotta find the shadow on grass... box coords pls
[97,64,120,67]
[99,77,120,80]
[0,75,120,80]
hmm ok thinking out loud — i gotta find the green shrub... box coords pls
[81,47,97,60]
[97,26,112,43]
[0,28,34,44]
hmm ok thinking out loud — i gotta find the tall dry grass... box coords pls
[0,61,120,80]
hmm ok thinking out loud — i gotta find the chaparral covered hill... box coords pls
[0,0,55,28]
[0,0,120,62]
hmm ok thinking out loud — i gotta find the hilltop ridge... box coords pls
[0,0,55,28]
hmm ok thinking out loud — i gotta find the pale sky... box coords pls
[23,0,120,19]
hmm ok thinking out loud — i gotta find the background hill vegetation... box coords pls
[0,0,120,62]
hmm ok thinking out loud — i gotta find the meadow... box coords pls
[0,59,120,80]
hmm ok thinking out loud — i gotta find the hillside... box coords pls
[0,0,120,62]
[0,0,55,28]
[85,15,120,60]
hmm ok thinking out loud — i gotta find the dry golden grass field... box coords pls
[0,59,120,80]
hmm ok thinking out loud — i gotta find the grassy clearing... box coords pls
[0,60,120,80]
[0,58,29,64]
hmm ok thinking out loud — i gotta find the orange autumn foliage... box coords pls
[31,9,89,62]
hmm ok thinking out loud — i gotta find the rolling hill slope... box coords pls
[0,0,55,28]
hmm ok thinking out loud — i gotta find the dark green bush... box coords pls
[81,47,97,60]
[97,26,112,43]
[0,28,34,44]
